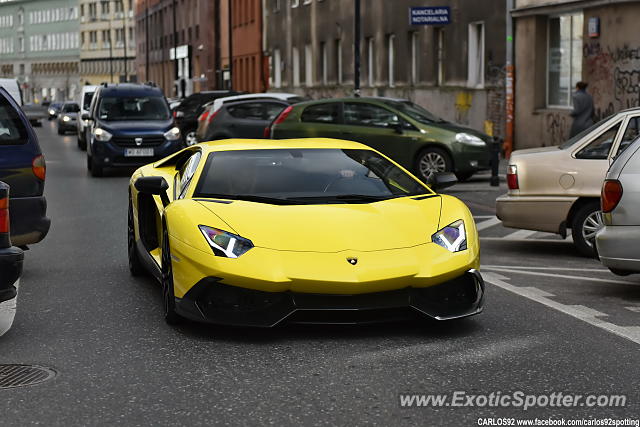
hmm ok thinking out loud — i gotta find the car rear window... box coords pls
[0,94,28,145]
[62,103,80,113]
[301,103,340,123]
[83,92,94,110]
[227,102,285,121]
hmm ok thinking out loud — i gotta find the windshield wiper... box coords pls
[288,194,398,203]
[196,194,301,205]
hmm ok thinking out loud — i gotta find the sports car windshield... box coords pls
[194,149,432,204]
[98,96,170,121]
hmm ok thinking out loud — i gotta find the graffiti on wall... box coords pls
[544,112,570,146]
[584,42,640,113]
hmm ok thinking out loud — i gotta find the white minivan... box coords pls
[0,78,23,106]
[77,85,98,150]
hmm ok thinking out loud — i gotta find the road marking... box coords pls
[476,217,501,231]
[473,215,495,220]
[625,306,640,313]
[483,266,635,285]
[481,237,572,243]
[483,265,610,273]
[484,272,640,346]
[502,229,538,239]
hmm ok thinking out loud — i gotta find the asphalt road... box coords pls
[2,121,640,426]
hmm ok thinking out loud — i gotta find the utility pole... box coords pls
[145,0,149,81]
[122,0,128,82]
[353,0,361,97]
[109,4,114,83]
[228,0,233,90]
[172,0,178,96]
[505,0,514,158]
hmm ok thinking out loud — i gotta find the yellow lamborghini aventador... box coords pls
[128,138,484,326]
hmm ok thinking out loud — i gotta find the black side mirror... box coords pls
[135,177,170,206]
[389,122,403,134]
[429,172,458,190]
[81,113,92,121]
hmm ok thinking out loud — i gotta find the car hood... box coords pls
[512,146,560,157]
[198,196,442,252]
[98,119,174,135]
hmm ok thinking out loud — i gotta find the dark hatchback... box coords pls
[0,87,50,247]
[85,84,183,177]
[173,90,242,146]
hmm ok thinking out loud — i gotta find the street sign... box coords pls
[588,17,600,38]
[409,7,450,25]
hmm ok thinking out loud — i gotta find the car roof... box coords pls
[81,85,98,92]
[201,138,368,152]
[98,83,163,96]
[293,96,409,108]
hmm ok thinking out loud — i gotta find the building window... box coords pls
[434,28,444,86]
[410,32,418,85]
[335,38,342,84]
[292,47,300,86]
[102,30,110,48]
[291,0,300,8]
[303,0,312,4]
[547,13,583,107]
[467,22,485,88]
[366,37,374,87]
[387,34,395,87]
[305,44,313,86]
[320,42,327,85]
[273,49,282,88]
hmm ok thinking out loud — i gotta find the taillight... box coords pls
[273,106,293,126]
[602,179,623,213]
[507,164,518,190]
[32,155,46,181]
[263,126,271,138]
[207,109,220,124]
[172,110,177,118]
[198,111,210,122]
[0,194,8,234]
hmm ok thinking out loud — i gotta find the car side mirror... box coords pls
[389,122,403,134]
[428,172,458,190]
[135,176,170,206]
[81,113,92,121]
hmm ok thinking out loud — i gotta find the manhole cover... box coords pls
[0,364,56,389]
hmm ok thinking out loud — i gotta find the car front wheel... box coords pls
[415,147,453,182]
[161,225,181,325]
[128,196,145,276]
[571,201,603,258]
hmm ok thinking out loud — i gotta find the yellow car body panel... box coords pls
[129,138,483,326]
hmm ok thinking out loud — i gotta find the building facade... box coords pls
[513,0,640,149]
[0,0,80,103]
[265,0,507,138]
[79,0,137,86]
[230,0,267,93]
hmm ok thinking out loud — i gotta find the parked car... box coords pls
[84,83,182,177]
[21,103,47,127]
[56,102,80,135]
[0,78,22,106]
[596,134,640,274]
[77,85,98,150]
[48,102,63,120]
[0,87,50,247]
[195,93,305,141]
[268,97,492,182]
[0,181,23,336]
[128,138,482,326]
[198,99,297,142]
[173,91,242,146]
[496,109,640,257]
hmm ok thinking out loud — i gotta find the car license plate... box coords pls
[124,148,154,157]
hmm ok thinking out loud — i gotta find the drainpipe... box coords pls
[353,0,361,97]
[505,0,515,158]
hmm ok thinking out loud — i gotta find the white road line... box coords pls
[484,272,640,346]
[502,229,538,240]
[473,215,495,220]
[476,217,501,231]
[483,266,635,285]
[482,265,610,273]
[625,307,640,313]
[480,237,573,243]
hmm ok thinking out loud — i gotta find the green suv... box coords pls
[268,97,492,182]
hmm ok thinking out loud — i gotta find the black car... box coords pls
[0,181,22,336]
[56,102,80,135]
[173,91,241,146]
[47,102,63,120]
[84,83,183,177]
[0,87,50,247]
[200,99,293,141]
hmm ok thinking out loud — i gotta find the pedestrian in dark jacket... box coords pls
[569,81,594,137]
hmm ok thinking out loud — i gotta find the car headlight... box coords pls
[199,225,253,258]
[93,128,112,142]
[455,133,486,147]
[48,109,55,115]
[164,127,181,141]
[62,115,71,122]
[432,220,467,252]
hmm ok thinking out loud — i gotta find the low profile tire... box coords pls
[414,147,453,183]
[128,196,145,277]
[162,225,181,325]
[185,130,198,147]
[571,201,603,258]
[57,128,64,135]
